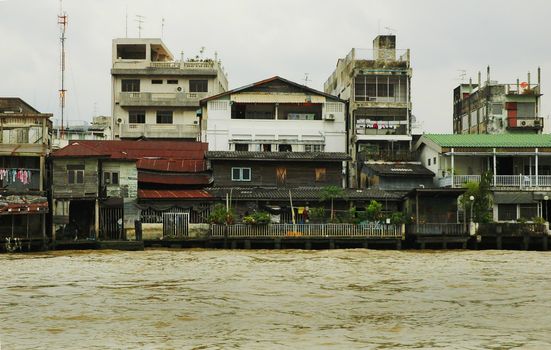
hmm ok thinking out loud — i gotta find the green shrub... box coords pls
[243,211,271,225]
[207,204,234,225]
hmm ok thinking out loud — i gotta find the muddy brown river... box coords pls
[1,249,551,349]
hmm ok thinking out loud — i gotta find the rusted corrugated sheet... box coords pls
[138,189,213,199]
[136,159,207,172]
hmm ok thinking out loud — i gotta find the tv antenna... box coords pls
[457,69,467,83]
[135,15,145,38]
[199,46,205,59]
[384,26,396,35]
[161,17,165,38]
[58,0,68,137]
[303,73,310,86]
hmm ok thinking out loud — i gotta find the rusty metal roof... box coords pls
[206,151,351,161]
[138,189,213,200]
[138,173,212,185]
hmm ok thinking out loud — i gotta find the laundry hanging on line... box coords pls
[0,169,32,185]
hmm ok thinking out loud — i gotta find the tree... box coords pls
[366,200,383,222]
[460,171,493,223]
[320,185,345,221]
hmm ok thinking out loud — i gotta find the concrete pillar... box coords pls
[493,148,497,186]
[231,240,237,249]
[523,236,530,251]
[536,148,539,188]
[274,239,281,249]
[451,148,455,188]
[543,236,548,251]
[39,156,45,192]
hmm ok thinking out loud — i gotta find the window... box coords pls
[433,157,437,165]
[520,204,537,220]
[129,110,146,124]
[121,79,140,92]
[67,164,84,184]
[262,144,272,152]
[156,111,173,124]
[152,79,163,84]
[103,172,119,185]
[167,79,178,84]
[231,167,251,181]
[304,144,324,152]
[278,144,292,152]
[276,167,287,185]
[498,204,517,221]
[235,144,249,151]
[315,168,327,182]
[189,80,208,92]
[428,158,431,166]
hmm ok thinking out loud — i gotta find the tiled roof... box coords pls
[206,151,351,161]
[421,134,551,148]
[138,173,212,185]
[364,163,434,177]
[138,189,213,200]
[206,187,403,201]
[200,76,345,104]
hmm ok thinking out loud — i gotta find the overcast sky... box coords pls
[1,0,550,132]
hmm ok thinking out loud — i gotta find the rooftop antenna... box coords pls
[199,46,205,59]
[303,73,310,86]
[135,14,145,38]
[457,69,467,83]
[58,0,68,137]
[125,6,128,37]
[161,17,165,38]
[180,50,184,62]
[384,26,396,35]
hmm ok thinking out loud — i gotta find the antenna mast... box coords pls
[58,0,68,137]
[135,15,145,38]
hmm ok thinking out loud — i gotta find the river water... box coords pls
[1,249,551,349]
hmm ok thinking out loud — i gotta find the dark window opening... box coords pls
[231,167,251,181]
[129,110,146,123]
[262,144,272,152]
[277,103,322,120]
[189,80,208,92]
[498,204,517,221]
[116,44,146,59]
[235,144,249,151]
[167,79,178,85]
[152,79,163,84]
[156,111,173,124]
[68,170,84,184]
[278,144,292,152]
[121,79,140,92]
[103,172,120,185]
[231,103,275,120]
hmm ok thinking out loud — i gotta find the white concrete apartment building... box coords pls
[201,76,346,153]
[111,38,228,139]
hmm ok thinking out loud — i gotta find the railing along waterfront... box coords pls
[410,223,467,236]
[210,223,402,238]
[443,174,551,188]
[477,223,547,236]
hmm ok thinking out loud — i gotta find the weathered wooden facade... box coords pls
[0,98,51,250]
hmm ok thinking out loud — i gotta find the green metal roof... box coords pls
[421,134,551,148]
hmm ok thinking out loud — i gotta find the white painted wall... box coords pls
[205,98,347,152]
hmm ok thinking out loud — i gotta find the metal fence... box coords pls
[162,213,190,238]
[409,223,467,236]
[210,223,402,238]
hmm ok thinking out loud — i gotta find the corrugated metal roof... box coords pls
[206,151,351,161]
[138,173,212,185]
[53,140,208,160]
[136,159,207,172]
[422,134,551,148]
[138,189,213,199]
[206,187,403,200]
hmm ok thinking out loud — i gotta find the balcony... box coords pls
[119,92,208,107]
[358,150,418,162]
[439,174,551,189]
[504,83,541,96]
[120,124,199,139]
[507,117,543,130]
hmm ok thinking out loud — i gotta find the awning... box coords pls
[0,195,49,215]
[493,192,535,204]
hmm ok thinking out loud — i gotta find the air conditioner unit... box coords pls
[520,120,535,127]
[324,114,335,121]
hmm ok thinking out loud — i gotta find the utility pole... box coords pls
[58,0,68,137]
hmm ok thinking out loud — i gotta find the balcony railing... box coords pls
[149,60,216,70]
[440,174,551,188]
[358,150,418,162]
[210,223,402,238]
[119,92,208,107]
[504,83,540,95]
[120,124,199,139]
